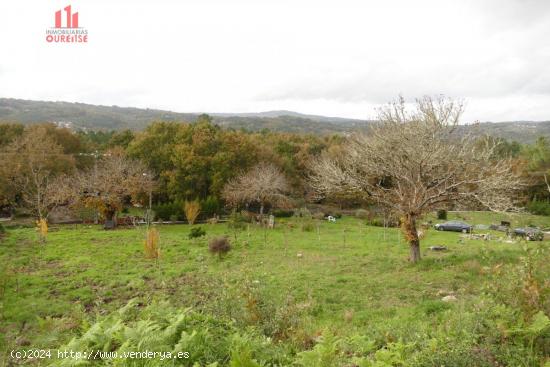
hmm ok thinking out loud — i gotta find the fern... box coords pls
[50,301,286,366]
[295,333,341,367]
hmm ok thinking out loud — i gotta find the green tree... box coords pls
[522,136,550,198]
[108,129,135,149]
[127,121,184,200]
[0,122,24,148]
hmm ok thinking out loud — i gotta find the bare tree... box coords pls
[0,127,75,220]
[74,150,154,227]
[222,162,291,215]
[309,96,523,262]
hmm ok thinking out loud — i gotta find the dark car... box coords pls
[513,227,544,241]
[434,221,473,233]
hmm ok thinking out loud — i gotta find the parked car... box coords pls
[513,227,544,241]
[434,221,473,233]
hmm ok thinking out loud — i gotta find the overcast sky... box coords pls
[1,0,549,122]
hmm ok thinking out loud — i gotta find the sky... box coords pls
[0,0,549,122]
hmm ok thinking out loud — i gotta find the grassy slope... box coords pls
[0,212,549,362]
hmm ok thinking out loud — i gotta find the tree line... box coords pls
[1,97,550,261]
[1,108,549,216]
[0,114,337,219]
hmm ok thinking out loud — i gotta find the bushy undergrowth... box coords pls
[365,216,399,228]
[50,300,292,367]
[49,293,550,367]
[201,196,220,218]
[227,211,248,232]
[188,226,206,239]
[155,199,220,222]
[272,209,294,218]
[153,201,185,221]
[527,200,550,217]
[46,246,550,367]
[355,209,370,219]
[209,237,231,258]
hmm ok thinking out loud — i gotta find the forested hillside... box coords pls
[0,98,370,133]
[2,98,549,142]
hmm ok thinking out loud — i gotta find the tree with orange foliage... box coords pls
[0,126,75,220]
[73,149,154,228]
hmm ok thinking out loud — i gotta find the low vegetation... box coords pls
[184,200,201,225]
[143,227,161,260]
[0,212,549,366]
[208,236,232,259]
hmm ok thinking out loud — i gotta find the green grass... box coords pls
[0,213,549,365]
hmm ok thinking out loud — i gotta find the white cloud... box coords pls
[0,0,549,122]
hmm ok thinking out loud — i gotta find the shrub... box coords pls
[234,281,311,341]
[294,207,312,219]
[184,200,201,225]
[75,206,96,222]
[13,209,31,218]
[144,228,160,259]
[312,212,325,220]
[206,217,219,224]
[273,209,294,218]
[240,210,255,223]
[487,246,550,318]
[189,226,206,239]
[302,221,315,232]
[355,209,369,219]
[201,195,220,217]
[295,332,342,367]
[228,210,248,231]
[52,301,291,367]
[366,216,399,227]
[437,209,448,220]
[46,289,550,366]
[153,201,184,221]
[209,236,231,258]
[526,200,550,216]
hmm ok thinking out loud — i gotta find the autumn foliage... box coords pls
[184,200,201,225]
[144,228,160,259]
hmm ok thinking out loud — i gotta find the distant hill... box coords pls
[461,121,550,144]
[0,98,549,143]
[0,98,197,131]
[0,98,371,134]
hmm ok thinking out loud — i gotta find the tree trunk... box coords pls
[105,210,116,222]
[401,213,421,263]
[104,208,117,229]
[409,241,421,263]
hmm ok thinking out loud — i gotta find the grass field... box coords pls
[1,212,549,366]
